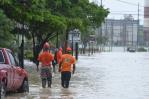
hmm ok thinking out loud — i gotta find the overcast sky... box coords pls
[90,0,144,24]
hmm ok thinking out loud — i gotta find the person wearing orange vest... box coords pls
[38,42,54,88]
[59,47,76,88]
[56,47,63,65]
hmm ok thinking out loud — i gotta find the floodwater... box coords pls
[5,52,149,99]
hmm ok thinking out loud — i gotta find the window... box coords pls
[7,51,16,66]
[0,50,5,63]
[14,55,19,66]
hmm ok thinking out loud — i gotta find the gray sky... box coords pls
[91,0,144,24]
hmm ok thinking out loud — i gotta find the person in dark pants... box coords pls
[61,71,71,88]
[59,47,76,88]
[38,42,54,88]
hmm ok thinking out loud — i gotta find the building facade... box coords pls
[144,0,149,45]
[96,15,140,47]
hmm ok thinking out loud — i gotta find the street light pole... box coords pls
[71,33,74,56]
[18,0,26,68]
[91,42,93,55]
[75,42,78,60]
[56,32,59,48]
[20,29,24,68]
[137,3,140,48]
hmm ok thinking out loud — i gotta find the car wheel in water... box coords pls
[18,80,29,93]
[0,81,6,99]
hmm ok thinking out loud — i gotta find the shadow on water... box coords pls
[59,88,74,99]
[5,91,33,99]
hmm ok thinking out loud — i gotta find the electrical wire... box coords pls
[114,0,144,7]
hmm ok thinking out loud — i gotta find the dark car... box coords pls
[127,47,136,52]
[0,48,29,99]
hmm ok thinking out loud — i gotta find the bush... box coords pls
[25,50,33,60]
[137,47,147,52]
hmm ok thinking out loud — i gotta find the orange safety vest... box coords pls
[38,51,54,67]
[56,50,62,64]
[60,54,76,72]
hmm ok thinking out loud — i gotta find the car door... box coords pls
[6,51,23,90]
[2,50,14,91]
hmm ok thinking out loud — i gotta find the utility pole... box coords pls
[19,0,27,69]
[132,19,134,46]
[100,25,103,52]
[105,19,108,51]
[123,20,126,51]
[111,20,114,51]
[101,0,102,6]
[98,24,100,52]
[100,0,103,51]
[137,3,140,48]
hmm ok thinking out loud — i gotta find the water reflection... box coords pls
[60,88,74,99]
[39,88,52,99]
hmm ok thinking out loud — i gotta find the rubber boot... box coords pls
[42,79,46,88]
[65,81,69,88]
[47,81,51,88]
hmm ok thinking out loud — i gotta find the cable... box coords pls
[116,0,138,6]
[114,0,144,7]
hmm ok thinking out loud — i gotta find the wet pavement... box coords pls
[5,52,149,99]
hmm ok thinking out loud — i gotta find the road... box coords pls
[6,52,149,99]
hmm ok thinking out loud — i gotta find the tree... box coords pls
[47,0,109,51]
[0,0,109,64]
[0,9,14,47]
[0,0,67,64]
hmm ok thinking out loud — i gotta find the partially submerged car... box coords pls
[127,47,136,52]
[0,48,29,99]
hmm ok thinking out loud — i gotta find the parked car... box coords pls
[127,47,136,52]
[0,48,29,99]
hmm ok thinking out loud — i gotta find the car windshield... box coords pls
[0,50,5,64]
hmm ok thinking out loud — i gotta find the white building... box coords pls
[144,0,149,45]
[96,15,139,47]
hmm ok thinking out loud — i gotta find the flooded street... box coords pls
[5,52,149,99]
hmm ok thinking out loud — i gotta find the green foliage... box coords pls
[96,36,108,44]
[0,0,109,42]
[0,9,15,47]
[0,0,109,63]
[25,50,33,60]
[137,47,147,52]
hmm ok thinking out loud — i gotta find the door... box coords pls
[7,51,23,90]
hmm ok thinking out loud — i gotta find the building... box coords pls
[144,0,149,46]
[96,15,139,47]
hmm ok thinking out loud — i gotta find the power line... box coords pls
[115,0,144,7]
[116,0,138,6]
